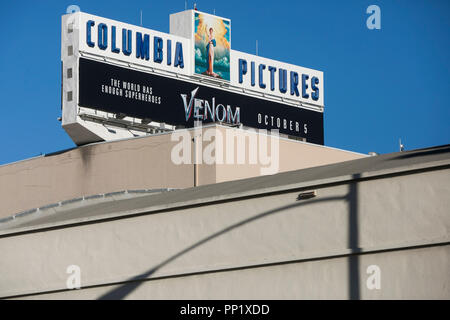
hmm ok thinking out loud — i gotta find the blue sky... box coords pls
[0,0,448,165]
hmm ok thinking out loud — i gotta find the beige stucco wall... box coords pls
[18,246,449,300]
[0,164,448,299]
[0,132,194,219]
[211,126,366,183]
[0,125,365,218]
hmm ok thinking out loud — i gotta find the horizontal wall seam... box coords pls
[2,238,449,299]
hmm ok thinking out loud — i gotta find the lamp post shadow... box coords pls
[98,180,362,300]
[348,174,361,300]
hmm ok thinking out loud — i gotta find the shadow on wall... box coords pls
[348,174,361,300]
[98,175,362,300]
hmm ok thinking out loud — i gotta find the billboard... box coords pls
[61,10,325,145]
[63,11,324,108]
[78,58,324,144]
[194,12,231,80]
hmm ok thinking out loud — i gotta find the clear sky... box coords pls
[0,0,448,165]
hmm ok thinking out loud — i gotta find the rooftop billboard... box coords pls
[61,10,324,145]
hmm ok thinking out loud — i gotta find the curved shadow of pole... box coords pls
[98,195,349,300]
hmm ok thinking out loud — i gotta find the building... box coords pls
[0,144,448,299]
[0,124,365,219]
[0,8,448,300]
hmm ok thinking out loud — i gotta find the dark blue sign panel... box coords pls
[78,58,324,145]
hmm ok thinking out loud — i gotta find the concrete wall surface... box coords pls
[0,162,448,299]
[0,125,365,218]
